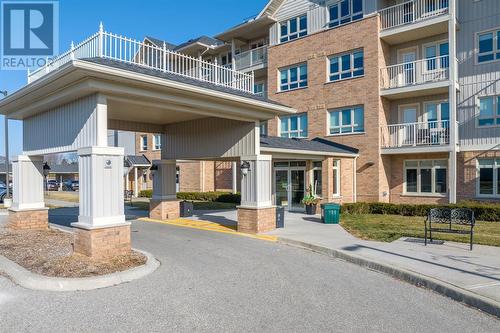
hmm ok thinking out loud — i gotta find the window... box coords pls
[478,29,500,63]
[140,135,148,151]
[333,160,340,196]
[328,0,363,28]
[329,50,364,82]
[279,64,308,91]
[477,159,500,197]
[478,96,500,127]
[254,82,265,96]
[424,42,449,70]
[280,114,308,138]
[153,134,161,150]
[280,15,307,43]
[329,106,364,135]
[312,161,322,197]
[404,160,448,195]
[424,101,450,130]
[259,121,268,136]
[220,52,232,67]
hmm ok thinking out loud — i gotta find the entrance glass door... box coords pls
[274,167,306,212]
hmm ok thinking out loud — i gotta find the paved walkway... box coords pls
[266,212,500,307]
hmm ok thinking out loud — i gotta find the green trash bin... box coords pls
[321,203,340,224]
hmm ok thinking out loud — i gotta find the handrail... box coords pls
[379,0,449,31]
[381,120,451,148]
[234,45,268,71]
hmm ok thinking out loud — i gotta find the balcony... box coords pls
[380,55,450,99]
[380,120,451,153]
[234,46,268,72]
[379,0,449,44]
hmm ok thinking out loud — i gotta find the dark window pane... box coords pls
[421,168,432,192]
[441,103,449,121]
[341,0,349,17]
[330,57,339,73]
[479,33,493,53]
[341,54,351,71]
[353,0,363,13]
[290,67,298,82]
[300,15,307,30]
[280,23,287,37]
[479,118,494,127]
[290,18,297,33]
[406,169,417,192]
[479,54,494,63]
[329,5,339,21]
[313,170,322,196]
[353,51,363,68]
[480,168,494,195]
[435,169,447,193]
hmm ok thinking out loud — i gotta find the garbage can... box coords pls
[180,200,194,217]
[321,203,340,224]
[276,206,285,228]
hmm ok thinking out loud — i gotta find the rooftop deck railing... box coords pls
[381,120,450,149]
[380,55,449,90]
[379,0,449,31]
[234,46,268,71]
[28,24,255,94]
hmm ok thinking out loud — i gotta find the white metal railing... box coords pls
[381,120,450,148]
[379,0,449,30]
[380,55,449,89]
[234,46,268,71]
[28,24,255,94]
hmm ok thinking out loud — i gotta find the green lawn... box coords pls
[45,192,79,203]
[127,200,237,211]
[340,214,500,247]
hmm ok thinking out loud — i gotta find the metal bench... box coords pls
[425,208,475,250]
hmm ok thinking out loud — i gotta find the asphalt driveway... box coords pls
[0,220,498,332]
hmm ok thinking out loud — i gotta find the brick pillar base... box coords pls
[73,224,131,259]
[7,208,49,230]
[149,200,180,220]
[237,207,276,234]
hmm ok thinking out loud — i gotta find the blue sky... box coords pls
[0,0,268,158]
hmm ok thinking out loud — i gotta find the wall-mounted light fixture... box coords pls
[240,161,251,176]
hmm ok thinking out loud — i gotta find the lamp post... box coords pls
[43,162,51,193]
[0,91,10,207]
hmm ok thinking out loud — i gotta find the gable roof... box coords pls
[144,36,177,50]
[258,0,287,18]
[125,155,151,167]
[260,136,359,156]
[174,35,225,52]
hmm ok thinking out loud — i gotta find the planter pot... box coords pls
[305,204,317,215]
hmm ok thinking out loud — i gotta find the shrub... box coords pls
[138,189,153,198]
[341,201,500,222]
[176,191,241,204]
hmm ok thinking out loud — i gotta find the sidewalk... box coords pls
[267,212,500,317]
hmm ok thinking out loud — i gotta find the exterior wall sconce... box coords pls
[240,161,251,176]
[42,162,51,177]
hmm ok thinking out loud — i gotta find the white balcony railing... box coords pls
[28,25,255,94]
[379,0,449,31]
[381,120,450,149]
[234,46,268,71]
[380,55,449,89]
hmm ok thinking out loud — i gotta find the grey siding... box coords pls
[23,94,101,156]
[163,117,257,159]
[107,130,136,155]
[457,0,500,148]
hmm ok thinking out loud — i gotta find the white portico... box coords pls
[0,26,295,257]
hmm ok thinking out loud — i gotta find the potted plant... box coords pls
[302,184,320,215]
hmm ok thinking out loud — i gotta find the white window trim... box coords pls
[153,134,161,151]
[311,162,323,198]
[279,113,308,138]
[422,100,450,123]
[403,159,448,196]
[333,159,341,197]
[140,135,148,152]
[328,105,364,135]
[327,49,364,83]
[476,158,500,198]
[476,95,500,128]
[279,14,308,43]
[327,0,364,29]
[279,63,308,92]
[422,40,449,72]
[476,27,500,65]
[254,81,266,96]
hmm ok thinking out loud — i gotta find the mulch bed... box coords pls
[0,227,146,278]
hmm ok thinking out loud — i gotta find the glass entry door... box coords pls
[274,167,306,212]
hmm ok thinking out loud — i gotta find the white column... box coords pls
[152,160,177,200]
[134,167,138,197]
[232,161,238,193]
[125,169,130,191]
[239,155,272,208]
[72,146,127,229]
[448,0,458,204]
[10,155,45,211]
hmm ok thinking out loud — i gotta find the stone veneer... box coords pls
[7,208,49,230]
[237,207,276,234]
[149,200,180,220]
[73,225,131,259]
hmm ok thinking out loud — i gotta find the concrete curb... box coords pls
[278,237,500,319]
[0,249,160,292]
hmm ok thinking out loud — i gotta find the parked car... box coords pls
[46,180,59,191]
[0,187,6,203]
[63,180,79,191]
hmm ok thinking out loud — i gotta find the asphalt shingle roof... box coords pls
[125,155,151,167]
[260,136,359,155]
[144,36,177,50]
[174,35,224,51]
[82,57,285,105]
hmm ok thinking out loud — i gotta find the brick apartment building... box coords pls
[134,0,500,209]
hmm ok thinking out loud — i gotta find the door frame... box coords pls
[273,164,307,212]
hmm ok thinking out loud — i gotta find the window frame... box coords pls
[332,159,341,196]
[422,40,449,71]
[311,161,323,198]
[279,14,308,43]
[140,135,148,151]
[477,96,500,128]
[153,134,161,151]
[279,63,308,92]
[476,159,500,198]
[476,27,500,64]
[259,121,268,136]
[328,49,364,83]
[403,159,448,196]
[328,105,364,135]
[254,81,265,96]
[280,113,308,138]
[327,0,364,29]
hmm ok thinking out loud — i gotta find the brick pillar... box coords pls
[8,155,48,230]
[149,160,180,220]
[237,155,276,233]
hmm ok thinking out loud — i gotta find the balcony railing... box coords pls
[379,0,449,31]
[381,120,450,149]
[234,46,268,71]
[28,25,255,94]
[380,55,449,90]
